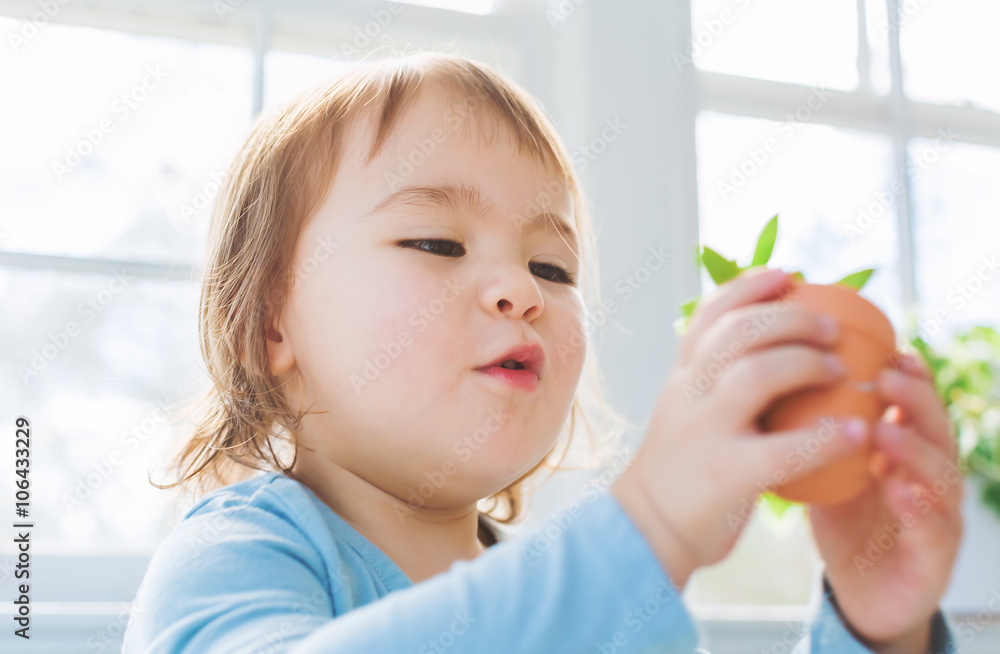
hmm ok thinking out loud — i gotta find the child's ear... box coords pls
[264,298,296,377]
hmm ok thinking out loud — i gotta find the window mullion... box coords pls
[856,0,873,94]
[251,2,273,118]
[886,0,918,314]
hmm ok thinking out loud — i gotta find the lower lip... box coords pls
[477,365,539,391]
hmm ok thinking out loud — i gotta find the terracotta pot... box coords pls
[759,282,897,505]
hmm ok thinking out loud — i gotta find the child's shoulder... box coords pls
[183,470,304,518]
[176,471,334,545]
[140,471,344,594]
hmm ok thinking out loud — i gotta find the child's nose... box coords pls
[478,261,544,321]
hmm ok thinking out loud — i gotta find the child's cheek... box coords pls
[550,292,589,373]
[353,271,460,375]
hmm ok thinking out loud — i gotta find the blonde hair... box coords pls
[153,51,634,524]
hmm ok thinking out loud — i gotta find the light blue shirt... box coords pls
[122,471,956,653]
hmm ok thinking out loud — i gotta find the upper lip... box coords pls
[477,342,545,377]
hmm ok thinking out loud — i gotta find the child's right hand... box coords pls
[612,266,868,589]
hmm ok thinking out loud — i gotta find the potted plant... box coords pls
[912,327,1000,612]
[677,215,896,508]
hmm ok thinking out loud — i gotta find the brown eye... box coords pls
[397,239,577,285]
[396,239,465,257]
[530,262,576,285]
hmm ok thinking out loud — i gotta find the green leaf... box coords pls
[751,215,778,267]
[836,268,874,290]
[679,297,699,319]
[760,492,799,520]
[981,481,1000,523]
[701,246,741,286]
[674,297,700,336]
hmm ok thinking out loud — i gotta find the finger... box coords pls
[679,267,790,367]
[689,303,838,375]
[878,369,955,459]
[713,345,845,429]
[894,351,933,381]
[881,473,964,542]
[874,422,964,513]
[734,416,868,491]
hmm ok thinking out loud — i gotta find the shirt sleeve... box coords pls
[122,500,338,654]
[790,573,958,653]
[124,489,705,654]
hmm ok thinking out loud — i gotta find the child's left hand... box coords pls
[806,352,964,653]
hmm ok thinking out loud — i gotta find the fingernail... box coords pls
[880,369,903,391]
[745,266,781,279]
[819,315,838,342]
[825,354,847,376]
[844,418,866,443]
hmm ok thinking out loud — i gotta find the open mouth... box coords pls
[478,360,539,391]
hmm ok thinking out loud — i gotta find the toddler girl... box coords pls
[122,52,961,653]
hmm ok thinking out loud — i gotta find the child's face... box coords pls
[268,86,588,507]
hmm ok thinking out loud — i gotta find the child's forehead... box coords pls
[346,80,559,177]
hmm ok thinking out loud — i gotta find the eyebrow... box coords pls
[363,182,580,250]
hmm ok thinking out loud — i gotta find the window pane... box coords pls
[911,140,1000,345]
[689,0,858,91]
[0,268,204,552]
[900,0,1000,112]
[692,111,897,603]
[696,111,901,323]
[686,507,820,605]
[0,19,253,264]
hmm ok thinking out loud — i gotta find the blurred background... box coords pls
[1,0,998,651]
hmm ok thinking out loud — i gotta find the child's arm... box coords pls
[785,573,957,654]
[122,481,702,653]
[799,352,963,654]
[610,266,960,653]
